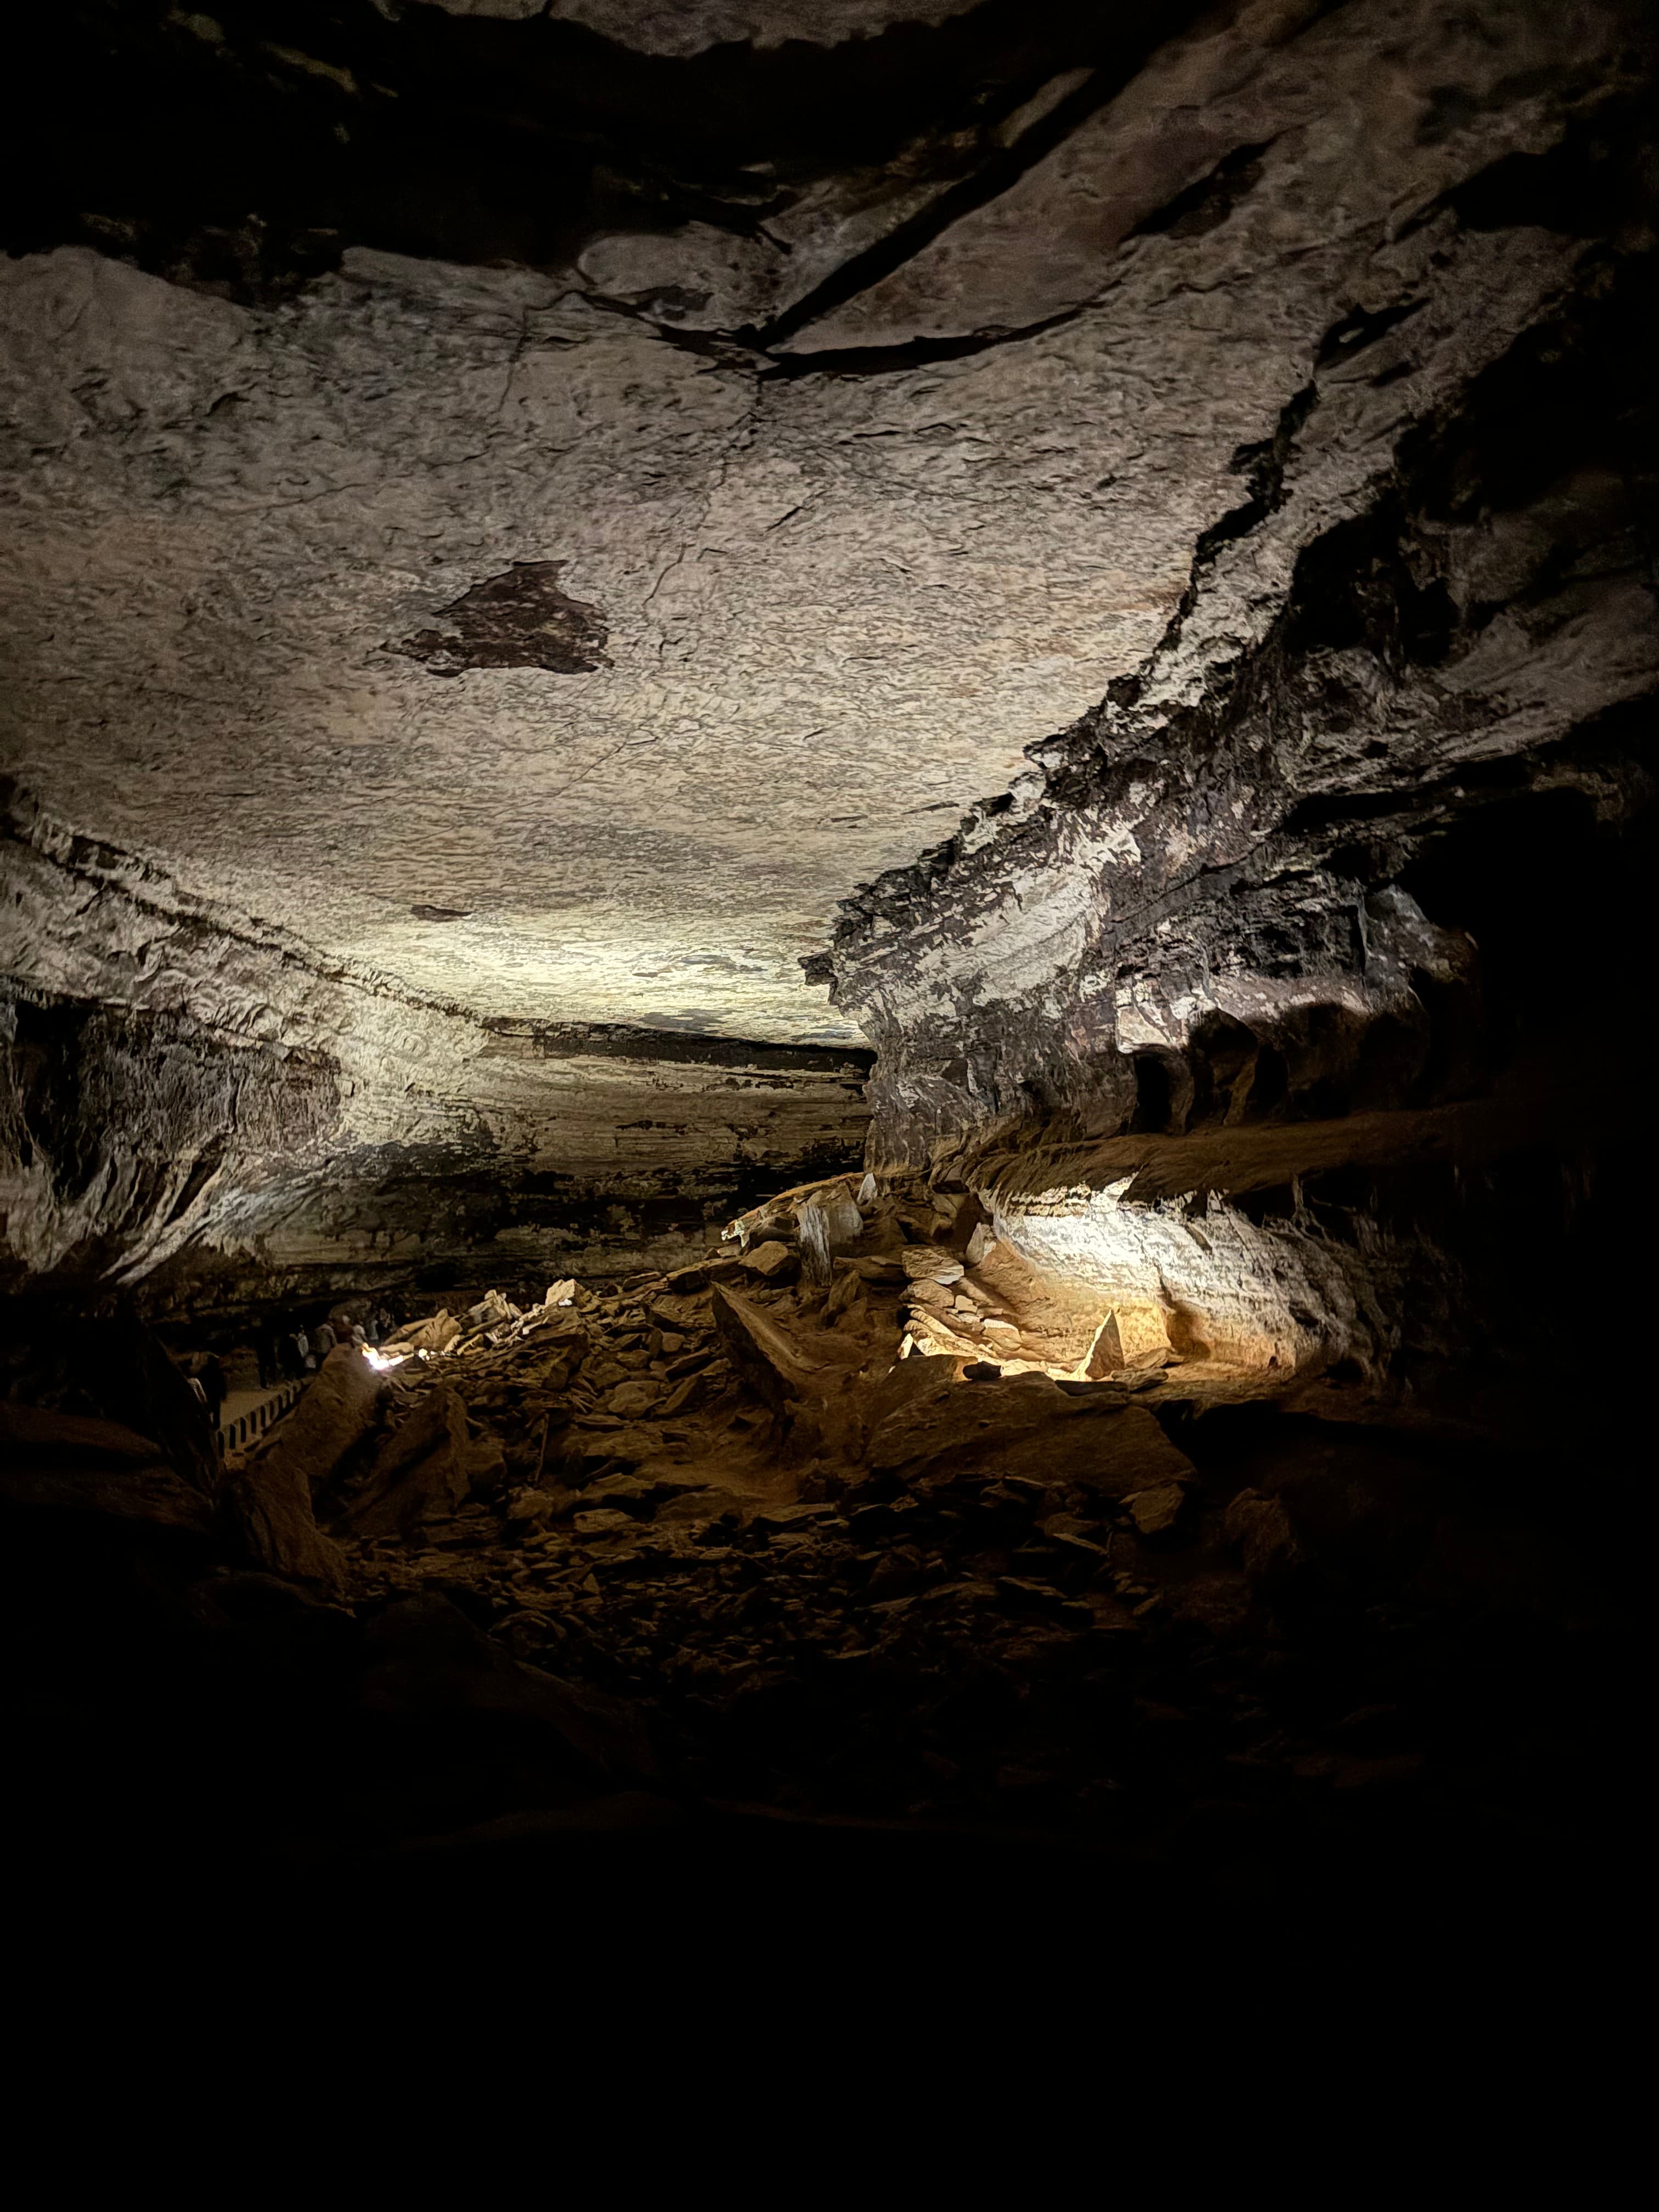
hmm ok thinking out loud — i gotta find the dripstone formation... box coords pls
[1,0,1651,1899]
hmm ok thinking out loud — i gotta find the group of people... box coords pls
[285,1303,398,1373]
[177,1301,405,1434]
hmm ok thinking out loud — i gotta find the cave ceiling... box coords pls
[7,0,1642,1046]
[3,0,1655,1307]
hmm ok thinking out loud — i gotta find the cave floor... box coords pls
[324,1418,1632,1887]
[3,1182,1639,1910]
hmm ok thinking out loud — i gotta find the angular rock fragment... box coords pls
[739,1240,798,1284]
[901,1248,964,1283]
[567,1421,667,1470]
[849,1255,907,1285]
[712,1284,850,1410]
[1122,1482,1191,1542]
[506,1486,558,1526]
[573,1508,636,1536]
[656,1372,707,1417]
[229,1347,383,1584]
[653,1486,743,1527]
[343,1386,472,1539]
[608,1379,661,1419]
[1083,1311,1127,1380]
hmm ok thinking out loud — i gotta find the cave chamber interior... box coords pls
[1,0,1652,1916]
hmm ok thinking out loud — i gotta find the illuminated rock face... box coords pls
[816,82,1657,1412]
[1,786,870,1306]
[1,0,1653,1324]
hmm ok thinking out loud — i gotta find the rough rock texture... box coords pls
[523,2,983,52]
[3,0,1654,1329]
[3,1172,1640,1901]
[812,40,1657,1422]
[1,781,870,1304]
[226,1341,385,1583]
[3,3,1651,1919]
[10,2,1640,1030]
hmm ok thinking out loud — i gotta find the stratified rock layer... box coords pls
[820,88,1656,1426]
[3,0,1654,1334]
[1,782,870,1306]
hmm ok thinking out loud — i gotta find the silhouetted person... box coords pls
[312,1319,337,1363]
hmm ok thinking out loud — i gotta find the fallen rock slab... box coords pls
[712,1283,860,1410]
[0,1403,163,1466]
[230,1346,383,1584]
[342,1385,472,1539]
[867,1372,1195,1496]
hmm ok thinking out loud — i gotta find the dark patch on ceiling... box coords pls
[409,904,472,922]
[389,562,611,678]
[1132,138,1273,243]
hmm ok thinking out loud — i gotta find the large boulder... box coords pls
[0,1403,217,1531]
[341,1385,473,1539]
[866,1370,1195,1497]
[711,1283,865,1410]
[229,1346,383,1585]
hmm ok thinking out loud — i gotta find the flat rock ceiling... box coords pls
[0,0,1626,1042]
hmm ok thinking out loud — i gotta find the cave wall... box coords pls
[1,781,869,1312]
[821,104,1657,1424]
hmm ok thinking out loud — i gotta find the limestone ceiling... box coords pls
[1,0,1640,1044]
[434,2,983,50]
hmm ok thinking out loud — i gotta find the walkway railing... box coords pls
[215,1378,306,1458]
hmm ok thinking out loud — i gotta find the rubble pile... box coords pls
[0,1170,1635,1882]
[130,1167,1615,1859]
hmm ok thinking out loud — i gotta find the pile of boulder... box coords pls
[2,1167,1630,1878]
